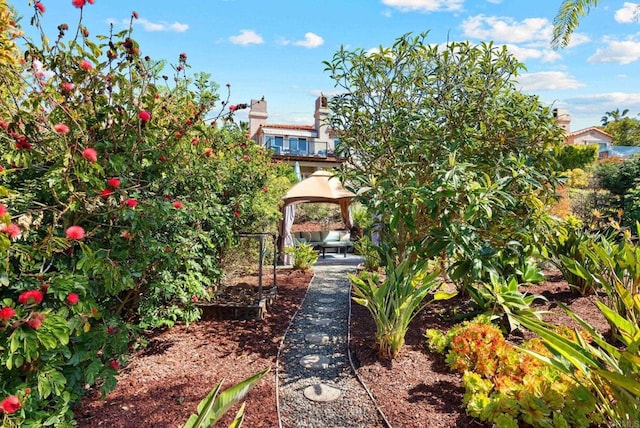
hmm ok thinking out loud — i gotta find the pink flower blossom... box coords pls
[61,82,74,92]
[0,223,20,239]
[18,290,43,305]
[79,59,92,70]
[0,396,20,414]
[35,2,45,13]
[0,204,6,217]
[0,307,15,319]
[65,225,85,240]
[82,148,97,163]
[66,293,79,305]
[138,110,151,122]
[121,230,132,239]
[173,201,183,209]
[107,177,120,188]
[27,313,45,329]
[228,105,237,112]
[54,123,70,134]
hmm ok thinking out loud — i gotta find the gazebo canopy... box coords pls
[283,170,356,205]
[279,170,356,263]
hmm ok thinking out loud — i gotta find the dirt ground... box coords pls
[74,262,608,428]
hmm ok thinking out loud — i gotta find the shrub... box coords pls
[555,144,598,171]
[428,320,601,427]
[285,242,318,271]
[352,235,381,271]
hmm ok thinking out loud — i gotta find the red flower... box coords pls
[132,10,139,19]
[0,396,20,414]
[0,120,8,130]
[243,155,250,162]
[24,388,31,395]
[35,2,45,13]
[179,52,187,61]
[79,59,92,70]
[107,326,118,334]
[175,131,182,138]
[204,148,214,157]
[107,177,120,188]
[27,313,45,329]
[123,198,137,208]
[0,223,20,239]
[0,307,15,319]
[138,110,151,122]
[234,210,239,218]
[18,290,43,305]
[72,0,85,7]
[228,105,237,112]
[41,283,49,293]
[121,230,132,239]
[109,359,120,370]
[100,188,113,198]
[15,135,32,150]
[191,296,198,303]
[65,225,85,240]
[54,123,70,134]
[82,148,97,162]
[61,82,74,92]
[66,293,79,305]
[0,204,6,217]
[159,155,167,162]
[173,201,183,209]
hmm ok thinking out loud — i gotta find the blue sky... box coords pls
[10,0,640,131]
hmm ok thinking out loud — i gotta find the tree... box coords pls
[601,108,629,126]
[552,0,601,48]
[325,32,562,287]
[604,116,640,146]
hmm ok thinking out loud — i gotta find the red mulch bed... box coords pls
[75,266,608,428]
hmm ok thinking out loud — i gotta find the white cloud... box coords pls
[229,30,264,46]
[135,18,189,32]
[588,39,640,64]
[569,92,640,106]
[614,2,640,23]
[462,15,552,43]
[381,0,463,13]
[505,44,561,63]
[516,71,585,91]
[293,32,324,48]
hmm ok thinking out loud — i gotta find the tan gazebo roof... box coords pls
[283,170,355,205]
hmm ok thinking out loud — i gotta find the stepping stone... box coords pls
[309,318,332,326]
[305,333,331,344]
[316,306,336,313]
[319,289,336,295]
[299,354,330,370]
[303,383,342,402]
[318,298,335,303]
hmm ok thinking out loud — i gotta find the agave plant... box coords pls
[183,367,270,428]
[350,258,455,359]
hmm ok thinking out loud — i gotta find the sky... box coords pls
[9,0,640,132]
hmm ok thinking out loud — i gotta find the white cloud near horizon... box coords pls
[517,71,585,91]
[381,0,463,13]
[588,38,640,64]
[294,33,324,48]
[229,30,264,45]
[506,44,561,63]
[614,2,640,23]
[133,18,189,32]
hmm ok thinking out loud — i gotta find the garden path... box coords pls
[277,254,389,428]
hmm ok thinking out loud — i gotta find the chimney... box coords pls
[553,108,571,133]
[249,99,267,140]
[314,95,330,142]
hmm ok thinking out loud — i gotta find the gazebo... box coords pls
[279,170,356,263]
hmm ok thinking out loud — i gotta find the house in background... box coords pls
[554,108,640,159]
[248,96,344,178]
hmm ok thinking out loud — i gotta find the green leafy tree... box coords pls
[325,32,562,288]
[556,144,598,171]
[601,108,629,126]
[604,116,640,146]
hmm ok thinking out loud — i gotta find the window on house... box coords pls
[264,136,284,154]
[289,137,307,155]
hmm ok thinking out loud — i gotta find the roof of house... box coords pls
[260,124,316,131]
[567,127,613,139]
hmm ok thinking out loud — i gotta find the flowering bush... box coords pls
[0,1,290,424]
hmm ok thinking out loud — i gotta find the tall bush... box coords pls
[0,2,289,424]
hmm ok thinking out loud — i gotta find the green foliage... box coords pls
[564,168,590,188]
[555,144,598,171]
[429,320,601,427]
[604,117,640,147]
[593,157,640,226]
[285,242,318,271]
[350,202,372,231]
[352,235,381,271]
[0,4,288,425]
[552,0,600,49]
[183,367,269,428]
[326,32,561,288]
[467,273,546,332]
[350,258,454,359]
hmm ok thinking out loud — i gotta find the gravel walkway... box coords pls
[277,254,387,428]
